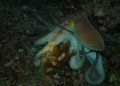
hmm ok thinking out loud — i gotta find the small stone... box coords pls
[18,49,23,53]
[47,68,53,73]
[53,73,60,79]
[26,30,30,34]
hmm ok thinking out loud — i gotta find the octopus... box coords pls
[15,11,115,85]
[29,11,106,85]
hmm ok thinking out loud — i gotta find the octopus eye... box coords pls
[75,12,80,17]
[66,20,74,27]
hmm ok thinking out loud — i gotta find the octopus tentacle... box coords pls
[31,28,59,49]
[69,41,86,70]
[32,13,53,31]
[14,32,35,57]
[84,48,105,85]
[35,31,73,59]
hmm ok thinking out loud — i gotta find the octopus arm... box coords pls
[31,28,59,51]
[35,31,74,59]
[33,13,53,31]
[69,40,86,70]
[84,48,105,85]
[14,32,35,57]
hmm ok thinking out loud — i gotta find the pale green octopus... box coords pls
[31,11,105,85]
[15,11,115,85]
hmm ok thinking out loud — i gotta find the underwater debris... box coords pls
[41,40,75,74]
